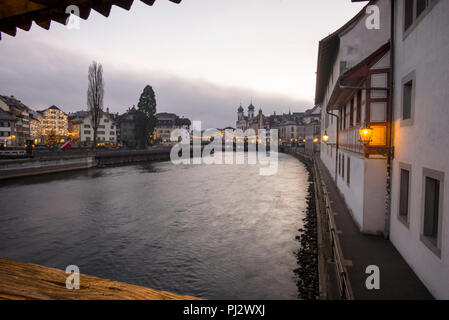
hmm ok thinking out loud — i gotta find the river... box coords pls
[0,152,310,299]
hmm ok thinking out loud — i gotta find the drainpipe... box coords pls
[326,108,339,184]
[385,0,395,240]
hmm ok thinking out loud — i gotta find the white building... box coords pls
[78,111,117,144]
[388,0,449,300]
[317,0,391,235]
[317,0,449,299]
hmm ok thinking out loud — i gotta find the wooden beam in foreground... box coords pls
[0,258,203,300]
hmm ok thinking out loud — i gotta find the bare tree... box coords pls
[87,61,104,148]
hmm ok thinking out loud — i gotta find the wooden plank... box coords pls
[0,258,203,300]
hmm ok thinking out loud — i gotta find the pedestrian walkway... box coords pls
[315,157,433,300]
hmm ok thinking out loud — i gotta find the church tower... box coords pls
[238,103,244,120]
[248,101,255,119]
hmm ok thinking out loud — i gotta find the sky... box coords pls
[0,0,365,129]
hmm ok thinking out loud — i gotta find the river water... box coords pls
[0,153,309,299]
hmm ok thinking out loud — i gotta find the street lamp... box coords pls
[323,131,329,142]
[358,125,374,146]
[313,137,319,143]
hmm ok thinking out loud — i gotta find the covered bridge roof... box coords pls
[0,0,182,40]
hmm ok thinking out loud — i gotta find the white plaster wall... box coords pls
[389,0,449,299]
[80,114,116,143]
[336,151,365,230]
[363,158,387,235]
[339,0,391,72]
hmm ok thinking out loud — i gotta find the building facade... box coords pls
[0,109,16,147]
[38,105,68,138]
[317,0,449,299]
[117,107,138,148]
[69,110,117,146]
[317,0,391,236]
[236,102,268,135]
[0,95,31,146]
[156,112,191,144]
[388,0,449,299]
[29,110,43,144]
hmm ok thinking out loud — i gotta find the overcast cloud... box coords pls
[0,0,365,129]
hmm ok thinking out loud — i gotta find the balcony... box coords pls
[338,125,364,154]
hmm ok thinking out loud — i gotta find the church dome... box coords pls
[238,105,244,112]
[248,103,255,111]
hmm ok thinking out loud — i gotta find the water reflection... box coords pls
[0,153,309,299]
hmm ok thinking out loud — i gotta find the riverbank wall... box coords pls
[287,148,343,300]
[0,148,171,181]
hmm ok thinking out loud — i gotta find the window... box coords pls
[84,124,90,128]
[421,168,444,257]
[404,0,414,31]
[338,154,341,175]
[401,71,415,126]
[350,99,354,128]
[342,154,345,179]
[356,91,362,124]
[404,0,438,33]
[416,0,427,16]
[424,177,440,241]
[98,125,105,129]
[347,157,351,185]
[403,80,413,120]
[84,130,91,135]
[399,166,411,224]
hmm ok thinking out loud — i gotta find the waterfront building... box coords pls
[317,0,391,235]
[388,0,449,299]
[303,106,321,154]
[38,105,68,140]
[117,106,138,148]
[0,95,31,146]
[317,0,449,299]
[235,102,268,135]
[69,110,117,146]
[155,112,191,144]
[246,108,318,146]
[0,109,16,147]
[29,110,43,145]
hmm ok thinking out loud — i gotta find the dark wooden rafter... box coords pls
[0,0,182,39]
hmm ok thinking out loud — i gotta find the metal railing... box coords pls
[314,160,354,300]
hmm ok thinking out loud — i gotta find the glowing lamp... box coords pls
[313,138,319,143]
[323,131,329,142]
[359,126,374,146]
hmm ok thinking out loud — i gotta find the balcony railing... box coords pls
[338,125,364,154]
